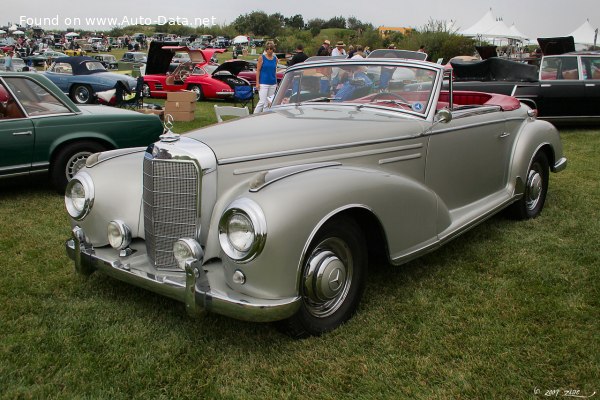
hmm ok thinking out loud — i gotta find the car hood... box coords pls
[186,106,429,162]
[537,36,576,55]
[451,58,538,82]
[213,60,250,76]
[146,42,224,75]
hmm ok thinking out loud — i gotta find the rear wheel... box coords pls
[280,217,368,338]
[188,84,203,101]
[51,141,107,192]
[508,151,549,219]
[70,84,94,104]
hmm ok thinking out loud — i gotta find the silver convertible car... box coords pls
[65,56,567,337]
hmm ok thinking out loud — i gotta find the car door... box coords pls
[538,56,586,117]
[44,61,74,93]
[0,80,34,177]
[581,56,600,117]
[426,107,516,214]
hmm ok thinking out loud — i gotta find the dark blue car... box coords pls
[43,56,137,104]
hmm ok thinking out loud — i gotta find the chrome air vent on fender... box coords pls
[143,137,217,270]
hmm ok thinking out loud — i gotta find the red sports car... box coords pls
[142,46,251,101]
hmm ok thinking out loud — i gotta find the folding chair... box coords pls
[214,105,249,123]
[233,85,254,112]
[118,76,144,109]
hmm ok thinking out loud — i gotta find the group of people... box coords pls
[254,39,374,113]
[316,40,371,59]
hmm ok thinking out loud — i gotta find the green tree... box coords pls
[285,15,305,30]
[307,18,326,36]
[324,16,346,29]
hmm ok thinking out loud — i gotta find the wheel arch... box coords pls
[49,136,116,169]
[296,205,390,288]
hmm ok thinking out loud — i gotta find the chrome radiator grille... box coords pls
[143,154,199,269]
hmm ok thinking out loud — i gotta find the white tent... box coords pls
[460,9,526,41]
[509,24,528,41]
[568,19,598,46]
[65,32,79,37]
[232,35,249,44]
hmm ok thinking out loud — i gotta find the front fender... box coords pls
[70,149,146,245]
[208,165,438,300]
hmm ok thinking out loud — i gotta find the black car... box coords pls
[93,54,118,70]
[451,37,600,124]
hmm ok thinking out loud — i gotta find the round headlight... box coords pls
[65,172,94,220]
[227,213,255,252]
[218,198,267,263]
[107,220,131,250]
[173,238,203,270]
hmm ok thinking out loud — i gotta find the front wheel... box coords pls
[51,141,107,192]
[188,84,203,101]
[280,217,368,338]
[508,151,549,219]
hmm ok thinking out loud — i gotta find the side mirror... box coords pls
[434,108,452,123]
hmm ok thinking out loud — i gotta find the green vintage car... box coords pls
[0,71,163,191]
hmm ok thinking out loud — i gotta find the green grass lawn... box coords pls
[0,127,598,399]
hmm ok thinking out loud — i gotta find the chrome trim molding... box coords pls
[249,162,341,192]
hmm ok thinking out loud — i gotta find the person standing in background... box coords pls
[331,41,346,57]
[254,43,278,113]
[316,40,331,56]
[4,51,13,71]
[288,44,309,66]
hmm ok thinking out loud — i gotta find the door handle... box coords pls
[540,84,552,87]
[499,132,511,138]
[585,83,595,87]
[12,131,32,136]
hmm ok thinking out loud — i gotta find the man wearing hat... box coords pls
[316,39,331,56]
[331,41,346,57]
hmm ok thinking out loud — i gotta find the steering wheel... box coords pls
[370,91,410,105]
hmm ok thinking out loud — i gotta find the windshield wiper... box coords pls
[297,96,337,103]
[370,99,412,108]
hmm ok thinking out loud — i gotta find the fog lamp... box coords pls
[107,220,132,250]
[173,238,203,270]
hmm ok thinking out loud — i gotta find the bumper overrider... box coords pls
[65,226,301,322]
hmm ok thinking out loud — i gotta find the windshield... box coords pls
[272,62,438,115]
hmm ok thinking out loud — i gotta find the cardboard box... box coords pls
[167,90,197,102]
[165,111,195,122]
[165,100,195,113]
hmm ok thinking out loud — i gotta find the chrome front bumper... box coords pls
[65,227,301,322]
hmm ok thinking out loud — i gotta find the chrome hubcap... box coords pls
[304,238,352,318]
[526,169,542,210]
[190,86,201,100]
[75,87,90,103]
[66,151,92,179]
